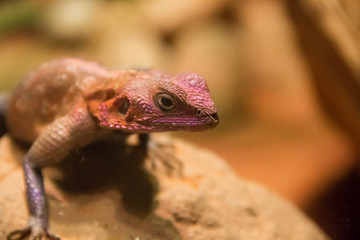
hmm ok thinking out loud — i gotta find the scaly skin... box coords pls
[4,58,219,240]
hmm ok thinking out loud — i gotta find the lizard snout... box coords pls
[195,109,219,128]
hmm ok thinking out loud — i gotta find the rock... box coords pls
[138,0,230,31]
[0,134,329,240]
[94,2,166,70]
[42,0,101,42]
[236,0,320,126]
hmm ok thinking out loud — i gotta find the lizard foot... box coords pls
[7,226,60,240]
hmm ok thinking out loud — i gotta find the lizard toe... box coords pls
[32,228,61,240]
[7,226,31,240]
[7,226,61,240]
[46,232,61,240]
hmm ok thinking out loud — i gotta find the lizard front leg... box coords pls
[7,107,99,240]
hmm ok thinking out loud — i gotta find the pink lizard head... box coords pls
[88,70,219,133]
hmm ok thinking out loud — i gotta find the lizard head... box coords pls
[87,70,219,133]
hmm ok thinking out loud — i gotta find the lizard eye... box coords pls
[155,93,177,112]
[195,109,205,117]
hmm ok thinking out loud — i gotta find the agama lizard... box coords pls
[1,58,219,240]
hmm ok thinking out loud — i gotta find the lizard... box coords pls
[1,58,219,240]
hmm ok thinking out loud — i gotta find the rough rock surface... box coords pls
[0,134,329,240]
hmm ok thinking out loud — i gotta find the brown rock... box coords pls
[138,0,230,31]
[0,134,329,240]
[95,2,167,70]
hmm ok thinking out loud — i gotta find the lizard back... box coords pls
[6,58,111,143]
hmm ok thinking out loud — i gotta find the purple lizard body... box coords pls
[4,58,219,240]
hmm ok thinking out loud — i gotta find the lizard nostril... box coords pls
[211,113,219,122]
[208,113,219,127]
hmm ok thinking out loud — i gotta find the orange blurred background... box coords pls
[0,0,359,239]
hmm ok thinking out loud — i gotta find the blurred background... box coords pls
[0,0,359,239]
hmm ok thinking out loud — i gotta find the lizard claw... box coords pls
[7,226,60,240]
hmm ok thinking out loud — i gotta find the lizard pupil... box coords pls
[155,93,177,112]
[161,97,173,107]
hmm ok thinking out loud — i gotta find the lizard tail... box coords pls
[0,92,10,137]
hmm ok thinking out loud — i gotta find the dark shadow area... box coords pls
[0,92,9,137]
[307,168,360,240]
[7,133,182,239]
[217,3,238,25]
[0,113,6,137]
[53,133,157,217]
